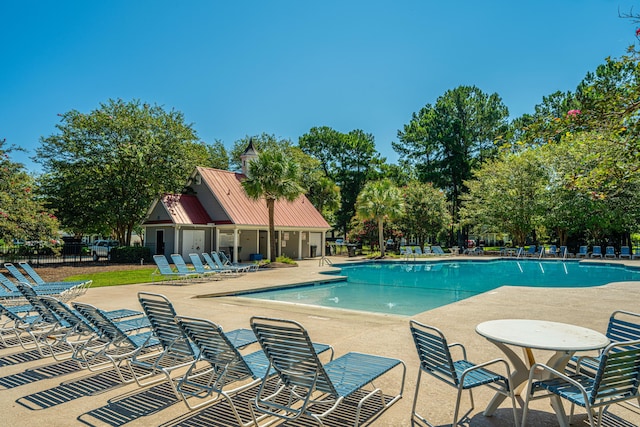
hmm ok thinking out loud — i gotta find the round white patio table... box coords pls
[476,319,609,427]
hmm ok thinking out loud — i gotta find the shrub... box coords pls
[275,255,297,265]
[110,246,151,263]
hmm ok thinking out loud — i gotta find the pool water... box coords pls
[241,260,640,316]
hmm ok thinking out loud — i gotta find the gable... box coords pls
[144,194,212,225]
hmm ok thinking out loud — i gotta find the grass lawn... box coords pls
[66,267,158,288]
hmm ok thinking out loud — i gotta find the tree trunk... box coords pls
[267,198,277,262]
[378,218,385,257]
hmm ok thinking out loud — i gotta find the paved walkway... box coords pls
[2,255,640,426]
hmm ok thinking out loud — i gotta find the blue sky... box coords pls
[1,1,638,173]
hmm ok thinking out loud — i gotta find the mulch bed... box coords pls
[3,263,152,282]
[5,260,295,283]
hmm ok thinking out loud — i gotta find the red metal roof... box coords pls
[197,167,331,229]
[161,194,213,225]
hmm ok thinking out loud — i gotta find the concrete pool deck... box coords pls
[1,255,640,426]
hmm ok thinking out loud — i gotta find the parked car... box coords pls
[90,239,119,261]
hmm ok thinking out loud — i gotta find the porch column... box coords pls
[321,232,326,257]
[266,231,271,261]
[278,230,282,257]
[298,231,303,260]
[255,230,259,254]
[233,229,239,262]
[174,226,180,256]
[215,228,220,252]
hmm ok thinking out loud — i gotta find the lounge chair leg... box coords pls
[410,369,424,424]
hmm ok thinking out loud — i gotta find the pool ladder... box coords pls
[319,256,333,267]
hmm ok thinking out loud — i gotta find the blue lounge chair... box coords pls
[12,281,74,357]
[176,315,333,426]
[575,245,589,258]
[16,281,145,359]
[522,340,640,427]
[201,252,236,276]
[0,300,42,347]
[188,253,223,279]
[211,252,249,274]
[18,261,90,293]
[566,310,640,375]
[218,251,259,272]
[250,316,406,426]
[151,254,199,283]
[633,247,640,260]
[409,320,517,427]
[170,254,202,279]
[130,292,258,399]
[547,245,558,257]
[604,246,616,259]
[2,266,79,300]
[129,291,202,397]
[524,245,537,257]
[431,245,451,256]
[591,245,603,258]
[619,246,632,259]
[0,272,30,299]
[72,302,160,382]
[559,246,573,258]
[402,246,416,260]
[38,295,146,361]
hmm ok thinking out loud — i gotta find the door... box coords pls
[182,230,205,259]
[259,230,268,258]
[155,230,164,255]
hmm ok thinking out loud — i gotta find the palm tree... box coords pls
[355,179,404,257]
[241,149,304,262]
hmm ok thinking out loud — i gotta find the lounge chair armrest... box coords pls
[573,354,600,374]
[527,362,590,403]
[448,342,467,359]
[463,357,512,381]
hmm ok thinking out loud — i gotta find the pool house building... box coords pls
[142,164,331,263]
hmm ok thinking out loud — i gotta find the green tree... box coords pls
[0,140,59,243]
[379,162,416,187]
[288,147,340,222]
[299,126,382,236]
[203,139,230,170]
[241,149,305,262]
[354,179,404,257]
[37,99,205,245]
[542,131,640,243]
[399,182,450,248]
[347,217,402,252]
[514,56,640,195]
[460,149,547,246]
[394,86,509,243]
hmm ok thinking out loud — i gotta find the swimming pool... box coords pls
[241,260,640,316]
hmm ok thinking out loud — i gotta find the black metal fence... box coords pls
[0,243,93,266]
